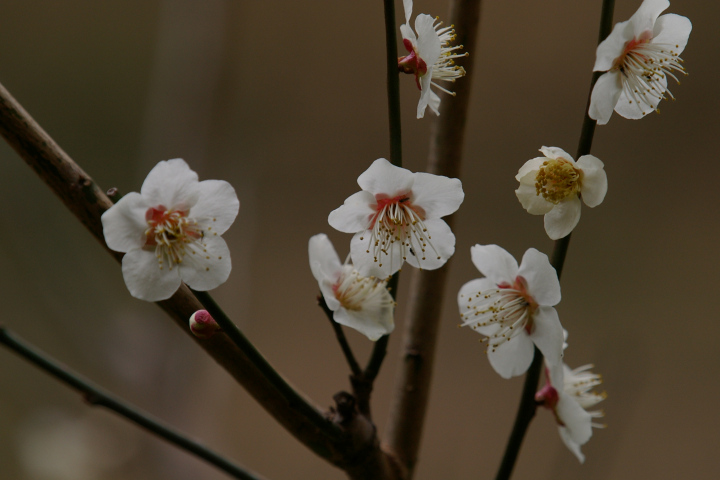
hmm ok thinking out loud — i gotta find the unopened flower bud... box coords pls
[189,310,221,339]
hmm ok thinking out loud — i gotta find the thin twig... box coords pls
[0,80,344,460]
[493,1,615,478]
[0,326,267,480]
[384,0,483,475]
[318,295,363,377]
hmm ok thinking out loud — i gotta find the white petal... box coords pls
[189,179,240,235]
[589,71,622,125]
[101,192,148,253]
[539,146,574,163]
[458,278,502,336]
[559,426,586,463]
[403,0,413,25]
[557,393,593,446]
[544,197,582,240]
[594,20,634,71]
[410,172,464,219]
[576,155,608,208]
[415,14,441,66]
[515,182,554,215]
[518,249,561,306]
[400,23,417,47]
[121,248,182,301]
[653,14,692,54]
[328,190,376,233]
[404,218,455,271]
[140,159,200,209]
[629,0,669,37]
[529,306,564,367]
[357,158,415,196]
[350,231,403,279]
[470,244,518,284]
[177,236,232,291]
[417,73,434,118]
[427,89,441,116]
[308,234,342,284]
[614,73,667,119]
[515,157,544,182]
[487,333,534,379]
[334,293,395,341]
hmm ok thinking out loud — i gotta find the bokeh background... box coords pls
[1,0,718,479]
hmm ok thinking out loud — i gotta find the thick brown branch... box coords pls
[0,80,346,462]
[384,0,483,476]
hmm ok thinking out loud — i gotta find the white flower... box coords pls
[398,0,467,118]
[309,234,395,341]
[515,146,607,240]
[458,244,564,379]
[101,159,239,301]
[589,0,692,125]
[328,158,464,278]
[536,362,606,463]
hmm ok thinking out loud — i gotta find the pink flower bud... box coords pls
[189,310,221,339]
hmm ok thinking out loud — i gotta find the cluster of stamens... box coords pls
[563,364,607,423]
[334,266,394,312]
[431,18,468,95]
[614,35,687,115]
[535,159,582,204]
[359,194,440,273]
[459,277,537,352]
[144,206,207,270]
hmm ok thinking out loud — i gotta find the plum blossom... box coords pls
[309,234,395,341]
[458,245,564,379]
[101,159,239,301]
[515,146,607,240]
[328,158,464,279]
[536,362,606,463]
[398,0,467,118]
[589,0,692,124]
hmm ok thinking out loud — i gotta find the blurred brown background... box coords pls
[0,0,718,479]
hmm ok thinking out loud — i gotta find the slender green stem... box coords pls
[0,326,267,480]
[318,295,362,377]
[383,0,402,167]
[494,1,615,479]
[191,290,343,441]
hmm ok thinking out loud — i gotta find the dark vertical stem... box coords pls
[383,0,402,167]
[493,1,615,479]
[0,326,267,480]
[363,0,405,389]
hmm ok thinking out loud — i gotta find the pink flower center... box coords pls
[144,206,203,269]
[398,39,428,91]
[358,192,438,273]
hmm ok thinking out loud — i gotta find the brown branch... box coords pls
[383,0,483,476]
[0,80,351,462]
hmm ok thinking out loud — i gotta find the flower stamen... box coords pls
[535,159,582,204]
[144,206,204,270]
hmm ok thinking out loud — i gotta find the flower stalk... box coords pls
[494,1,615,478]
